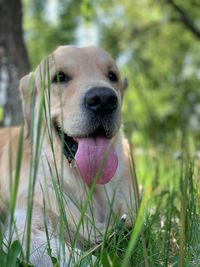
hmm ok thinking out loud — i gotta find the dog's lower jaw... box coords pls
[53,121,78,163]
[53,120,120,185]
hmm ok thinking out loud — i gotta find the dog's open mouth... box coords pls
[54,122,118,185]
[54,123,78,163]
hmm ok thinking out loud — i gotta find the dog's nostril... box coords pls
[87,96,101,108]
[108,95,118,109]
[85,87,118,115]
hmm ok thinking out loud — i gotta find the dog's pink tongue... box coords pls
[75,137,118,185]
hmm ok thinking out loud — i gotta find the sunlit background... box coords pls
[25,0,200,149]
[1,0,200,150]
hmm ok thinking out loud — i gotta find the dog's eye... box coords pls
[108,71,118,82]
[52,72,71,83]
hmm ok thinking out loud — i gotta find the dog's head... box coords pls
[20,46,127,185]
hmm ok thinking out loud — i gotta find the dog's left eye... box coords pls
[107,71,118,82]
[52,72,71,83]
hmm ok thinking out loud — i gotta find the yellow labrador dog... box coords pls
[0,46,135,266]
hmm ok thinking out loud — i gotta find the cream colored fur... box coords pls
[0,46,135,267]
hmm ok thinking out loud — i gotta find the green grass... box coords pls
[0,71,199,266]
[1,134,199,266]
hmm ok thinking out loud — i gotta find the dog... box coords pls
[0,46,135,266]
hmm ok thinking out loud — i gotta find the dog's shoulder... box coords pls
[0,126,31,168]
[0,127,20,157]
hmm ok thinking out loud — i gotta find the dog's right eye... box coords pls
[52,72,71,83]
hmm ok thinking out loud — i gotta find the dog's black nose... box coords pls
[85,87,118,115]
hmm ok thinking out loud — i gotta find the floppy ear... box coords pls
[122,78,128,91]
[121,77,128,99]
[19,72,36,138]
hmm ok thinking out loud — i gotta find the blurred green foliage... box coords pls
[0,107,3,122]
[23,0,82,67]
[23,0,200,147]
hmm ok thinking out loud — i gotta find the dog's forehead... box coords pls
[50,45,117,70]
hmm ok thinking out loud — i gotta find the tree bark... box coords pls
[0,0,30,126]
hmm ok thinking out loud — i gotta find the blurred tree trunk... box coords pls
[0,0,30,126]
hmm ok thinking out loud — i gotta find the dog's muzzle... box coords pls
[83,86,120,137]
[54,86,120,185]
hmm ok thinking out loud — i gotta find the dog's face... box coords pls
[44,46,124,138]
[20,46,126,185]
